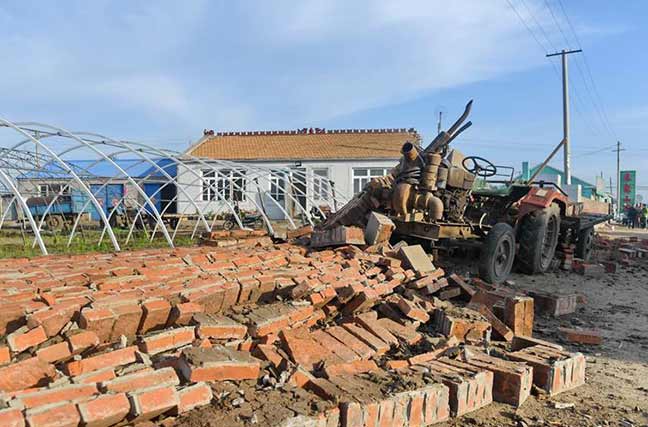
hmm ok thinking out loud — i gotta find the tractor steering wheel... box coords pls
[462,156,497,177]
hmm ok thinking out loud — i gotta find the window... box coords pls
[269,172,286,202]
[39,184,70,197]
[202,169,246,201]
[202,170,217,201]
[312,168,330,200]
[352,168,390,194]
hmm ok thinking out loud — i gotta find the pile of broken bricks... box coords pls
[0,234,587,427]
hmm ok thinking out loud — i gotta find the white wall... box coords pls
[176,158,399,219]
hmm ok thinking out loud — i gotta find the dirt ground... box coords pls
[171,226,648,427]
[434,226,648,427]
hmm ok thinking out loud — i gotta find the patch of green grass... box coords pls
[0,229,198,259]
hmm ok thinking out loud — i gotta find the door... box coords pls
[143,183,162,215]
[263,171,287,220]
[89,183,124,221]
[290,167,308,218]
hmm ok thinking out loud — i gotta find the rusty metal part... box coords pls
[393,182,413,216]
[528,138,565,183]
[393,219,480,240]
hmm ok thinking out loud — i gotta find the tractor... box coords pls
[319,100,611,283]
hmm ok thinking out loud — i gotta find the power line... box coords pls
[507,0,609,139]
[556,0,619,140]
[543,0,617,140]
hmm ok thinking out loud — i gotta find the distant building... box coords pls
[15,158,177,220]
[519,162,613,206]
[180,128,419,219]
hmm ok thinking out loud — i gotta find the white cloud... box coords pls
[0,0,611,135]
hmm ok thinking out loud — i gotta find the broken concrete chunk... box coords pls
[364,212,395,246]
[177,346,261,382]
[397,245,434,274]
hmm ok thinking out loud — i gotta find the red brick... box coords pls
[559,327,602,345]
[279,328,340,370]
[178,346,261,382]
[528,291,578,317]
[0,408,24,427]
[341,289,379,315]
[324,359,379,378]
[460,350,533,407]
[67,330,100,354]
[341,323,390,355]
[65,346,138,376]
[18,383,98,408]
[504,296,534,337]
[167,302,203,326]
[434,309,491,343]
[447,273,477,297]
[311,330,358,363]
[325,326,374,360]
[25,402,81,427]
[408,337,459,365]
[77,392,130,427]
[387,360,409,370]
[0,356,56,392]
[395,296,430,322]
[425,358,493,417]
[27,304,78,337]
[422,384,450,425]
[353,312,399,347]
[101,367,179,393]
[72,368,116,385]
[252,344,287,370]
[108,303,142,342]
[7,325,47,353]
[128,385,178,422]
[468,302,513,342]
[138,326,195,354]
[79,307,115,343]
[377,317,421,345]
[0,345,10,365]
[138,299,171,334]
[508,345,585,395]
[176,383,213,414]
[194,314,247,340]
[36,341,72,363]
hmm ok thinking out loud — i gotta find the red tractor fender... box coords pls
[516,186,568,223]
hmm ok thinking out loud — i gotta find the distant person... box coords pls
[628,205,637,229]
[642,204,648,229]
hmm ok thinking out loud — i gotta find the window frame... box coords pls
[352,167,390,194]
[312,168,330,201]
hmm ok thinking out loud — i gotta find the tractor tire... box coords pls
[517,204,561,274]
[479,223,516,284]
[575,226,594,262]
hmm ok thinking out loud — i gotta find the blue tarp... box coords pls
[17,158,177,180]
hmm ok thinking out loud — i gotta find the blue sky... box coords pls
[1,1,646,197]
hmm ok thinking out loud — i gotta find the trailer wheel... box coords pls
[223,218,235,231]
[517,204,561,274]
[575,226,594,262]
[479,223,516,284]
[45,215,63,230]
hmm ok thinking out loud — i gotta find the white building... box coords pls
[178,128,419,219]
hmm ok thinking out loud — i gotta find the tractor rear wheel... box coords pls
[575,226,594,262]
[517,204,561,274]
[479,223,516,284]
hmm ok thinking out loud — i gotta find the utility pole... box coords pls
[613,141,625,216]
[546,49,582,186]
